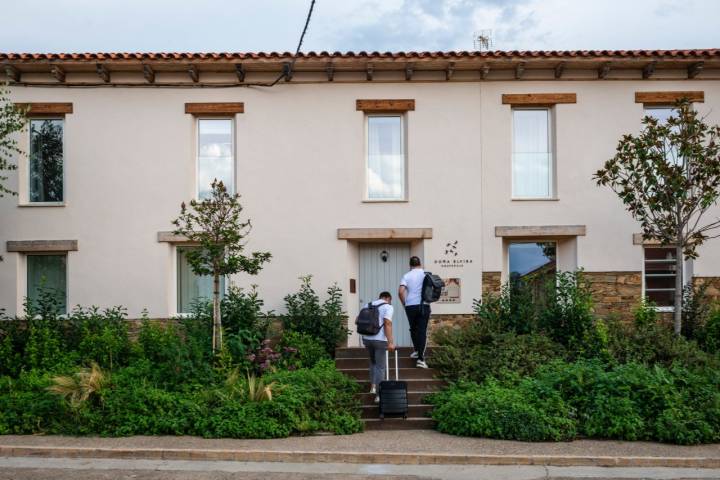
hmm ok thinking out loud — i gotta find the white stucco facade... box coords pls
[1,54,719,333]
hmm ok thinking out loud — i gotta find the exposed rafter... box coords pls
[514,62,525,80]
[282,62,293,81]
[480,64,490,80]
[445,62,455,81]
[325,62,334,81]
[598,62,611,79]
[50,65,65,82]
[688,61,704,79]
[4,64,20,83]
[142,64,155,83]
[96,63,110,83]
[405,64,414,81]
[554,61,565,79]
[235,64,246,82]
[642,61,656,79]
[366,63,374,81]
[188,65,199,83]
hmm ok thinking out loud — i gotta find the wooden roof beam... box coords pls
[366,63,373,81]
[188,64,199,83]
[50,65,65,83]
[4,64,20,83]
[405,64,414,81]
[598,62,611,79]
[325,62,334,81]
[445,62,455,81]
[282,62,293,81]
[235,63,245,82]
[642,61,657,79]
[143,64,155,83]
[554,61,565,79]
[480,64,490,80]
[688,62,704,79]
[96,63,110,83]
[514,62,525,80]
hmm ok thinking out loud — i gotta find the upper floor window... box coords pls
[644,106,680,164]
[27,253,67,313]
[29,118,64,203]
[197,118,234,199]
[512,108,553,199]
[366,115,405,201]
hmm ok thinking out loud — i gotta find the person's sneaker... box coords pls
[370,386,377,395]
[374,395,380,404]
[410,351,419,359]
[416,359,429,369]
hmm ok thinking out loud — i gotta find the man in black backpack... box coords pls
[398,256,431,368]
[361,292,395,403]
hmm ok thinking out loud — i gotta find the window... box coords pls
[197,118,234,199]
[512,108,553,199]
[644,106,680,164]
[643,247,677,308]
[27,254,67,313]
[176,247,225,314]
[366,115,405,200]
[29,118,64,202]
[508,242,557,286]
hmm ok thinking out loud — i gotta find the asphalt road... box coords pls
[2,457,720,480]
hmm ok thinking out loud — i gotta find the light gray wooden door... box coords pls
[359,243,411,346]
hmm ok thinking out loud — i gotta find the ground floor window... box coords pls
[176,247,225,314]
[508,242,557,298]
[643,247,677,308]
[27,253,67,313]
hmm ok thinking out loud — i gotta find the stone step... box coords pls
[357,391,433,405]
[361,404,432,419]
[335,347,436,359]
[340,367,440,380]
[354,379,445,392]
[363,417,436,430]
[336,356,421,369]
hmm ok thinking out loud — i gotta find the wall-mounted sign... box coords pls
[434,240,473,268]
[439,278,461,303]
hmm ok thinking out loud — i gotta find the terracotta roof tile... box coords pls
[1,49,718,62]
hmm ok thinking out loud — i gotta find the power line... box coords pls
[262,0,317,87]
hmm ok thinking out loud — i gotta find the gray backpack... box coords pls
[422,272,445,303]
[355,302,385,335]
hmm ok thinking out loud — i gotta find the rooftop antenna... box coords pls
[473,30,494,51]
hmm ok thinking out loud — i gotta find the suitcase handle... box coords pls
[385,348,399,381]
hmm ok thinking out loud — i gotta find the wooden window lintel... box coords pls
[16,103,73,115]
[502,93,576,106]
[356,99,415,113]
[635,91,704,105]
[185,102,244,115]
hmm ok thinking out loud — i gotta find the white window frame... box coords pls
[23,252,69,315]
[20,117,66,206]
[195,116,236,200]
[641,246,692,313]
[363,113,408,202]
[173,245,227,316]
[511,107,555,200]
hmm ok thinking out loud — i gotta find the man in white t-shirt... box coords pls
[362,291,395,403]
[398,256,430,368]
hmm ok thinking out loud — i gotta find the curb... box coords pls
[1,446,720,469]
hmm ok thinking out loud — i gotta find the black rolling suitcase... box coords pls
[379,349,408,420]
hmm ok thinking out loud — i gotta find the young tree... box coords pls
[594,100,720,334]
[0,84,27,198]
[172,180,271,352]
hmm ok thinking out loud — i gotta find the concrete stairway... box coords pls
[335,346,443,430]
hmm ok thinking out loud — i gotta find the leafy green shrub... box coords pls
[537,272,595,349]
[278,331,329,369]
[430,380,576,441]
[283,276,349,357]
[67,306,132,370]
[431,323,564,383]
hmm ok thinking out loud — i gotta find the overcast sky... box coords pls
[2,0,719,54]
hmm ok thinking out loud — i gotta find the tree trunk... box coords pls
[212,274,222,352]
[673,245,683,336]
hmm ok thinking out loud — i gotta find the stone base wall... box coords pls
[584,271,642,322]
[427,313,476,345]
[693,277,720,304]
[482,271,502,297]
